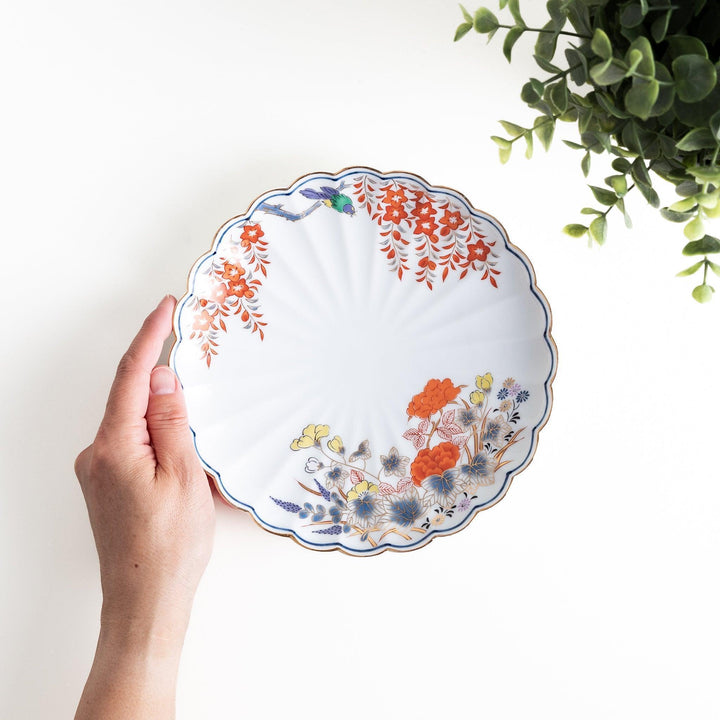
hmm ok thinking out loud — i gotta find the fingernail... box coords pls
[150,366,177,395]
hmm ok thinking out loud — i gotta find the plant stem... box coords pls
[498,23,591,39]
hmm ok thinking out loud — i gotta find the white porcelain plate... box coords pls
[171,168,556,556]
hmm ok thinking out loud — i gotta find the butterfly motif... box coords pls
[348,440,371,463]
[402,419,430,450]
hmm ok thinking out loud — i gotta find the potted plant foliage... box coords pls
[455,0,720,302]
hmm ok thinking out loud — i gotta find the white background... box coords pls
[1,1,718,718]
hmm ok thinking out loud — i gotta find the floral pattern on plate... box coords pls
[270,372,529,549]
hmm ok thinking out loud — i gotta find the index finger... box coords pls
[101,295,176,432]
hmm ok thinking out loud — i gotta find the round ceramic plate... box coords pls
[171,167,556,556]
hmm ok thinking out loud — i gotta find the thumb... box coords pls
[146,366,198,476]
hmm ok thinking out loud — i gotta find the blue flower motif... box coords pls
[383,492,424,528]
[380,446,409,477]
[497,388,509,400]
[516,390,530,403]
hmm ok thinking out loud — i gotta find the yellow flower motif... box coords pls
[327,435,345,454]
[469,390,485,406]
[290,423,330,451]
[346,479,379,502]
[476,372,493,391]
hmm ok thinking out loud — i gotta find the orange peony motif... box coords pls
[240,223,265,249]
[222,262,245,283]
[228,278,255,299]
[410,442,460,486]
[406,378,461,418]
[382,187,409,206]
[466,239,491,263]
[192,309,214,332]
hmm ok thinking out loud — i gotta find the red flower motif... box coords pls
[382,187,409,206]
[382,204,409,224]
[240,224,264,249]
[222,262,245,283]
[411,201,437,220]
[410,442,460,486]
[439,210,463,232]
[193,309,214,332]
[467,239,491,263]
[228,278,255,299]
[414,216,438,237]
[207,283,228,304]
[407,378,461,418]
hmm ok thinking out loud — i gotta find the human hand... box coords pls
[74,295,215,719]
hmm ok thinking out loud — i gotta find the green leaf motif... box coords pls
[499,120,525,138]
[672,55,717,103]
[459,3,473,23]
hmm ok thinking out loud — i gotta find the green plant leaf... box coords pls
[661,207,696,223]
[534,54,562,74]
[667,35,709,60]
[459,3,473,23]
[565,48,588,85]
[649,62,675,117]
[535,21,559,60]
[651,10,671,43]
[546,0,566,29]
[692,284,714,303]
[636,180,660,208]
[627,36,654,76]
[589,215,607,245]
[563,140,584,150]
[589,185,617,206]
[524,130,534,159]
[620,3,646,28]
[616,197,632,228]
[625,78,659,120]
[710,110,720,141]
[454,21,473,41]
[687,165,720,184]
[520,79,544,103]
[590,59,628,85]
[591,28,612,60]
[473,7,499,34]
[563,223,588,238]
[507,0,525,26]
[612,158,632,173]
[684,216,706,241]
[491,136,512,150]
[676,128,718,152]
[581,207,603,215]
[669,197,699,213]
[581,151,591,177]
[675,86,720,128]
[672,55,717,103]
[499,120,525,137]
[708,261,720,277]
[606,174,628,195]
[534,116,554,151]
[676,260,705,277]
[503,26,524,62]
[683,235,720,255]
